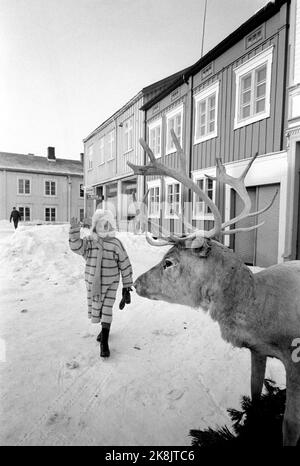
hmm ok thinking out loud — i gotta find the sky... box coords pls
[0,0,270,161]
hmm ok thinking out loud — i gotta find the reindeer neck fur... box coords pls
[196,241,257,348]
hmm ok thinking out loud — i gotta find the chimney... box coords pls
[47,146,56,161]
[80,152,84,164]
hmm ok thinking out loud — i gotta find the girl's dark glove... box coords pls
[119,287,132,310]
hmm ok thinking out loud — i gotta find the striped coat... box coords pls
[69,226,133,324]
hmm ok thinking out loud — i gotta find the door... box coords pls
[255,184,280,267]
[232,183,280,267]
[232,187,256,265]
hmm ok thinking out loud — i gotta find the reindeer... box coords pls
[128,130,300,446]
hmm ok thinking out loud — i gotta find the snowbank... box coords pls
[0,224,285,446]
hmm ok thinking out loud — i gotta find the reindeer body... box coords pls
[129,132,300,445]
[134,241,300,445]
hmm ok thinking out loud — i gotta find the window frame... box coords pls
[165,104,184,155]
[44,179,57,197]
[44,207,56,222]
[17,205,31,221]
[234,46,273,130]
[148,118,162,158]
[194,81,219,144]
[107,129,115,161]
[192,170,216,221]
[147,180,161,219]
[79,183,84,198]
[123,116,134,154]
[164,177,182,219]
[17,177,31,195]
[98,136,105,165]
[87,144,93,170]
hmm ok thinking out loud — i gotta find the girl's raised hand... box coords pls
[70,217,80,228]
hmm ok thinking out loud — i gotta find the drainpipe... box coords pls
[4,170,7,219]
[143,109,147,198]
[67,176,72,221]
[114,118,118,176]
[188,75,194,223]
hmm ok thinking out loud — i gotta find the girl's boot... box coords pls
[100,325,110,358]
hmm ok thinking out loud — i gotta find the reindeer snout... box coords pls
[133,276,147,297]
[133,278,142,295]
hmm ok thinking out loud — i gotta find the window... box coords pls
[148,119,162,158]
[148,182,161,218]
[87,144,93,170]
[45,180,56,196]
[165,180,181,218]
[18,178,30,195]
[99,136,105,165]
[166,105,183,155]
[80,184,84,198]
[107,130,115,160]
[79,208,84,222]
[245,26,264,49]
[192,175,216,219]
[234,46,273,129]
[44,207,56,222]
[124,117,133,153]
[18,206,31,221]
[194,81,219,144]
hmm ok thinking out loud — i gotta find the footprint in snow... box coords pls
[66,361,80,369]
[167,389,184,401]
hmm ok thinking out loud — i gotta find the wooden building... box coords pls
[141,0,290,267]
[82,69,190,231]
[0,147,84,224]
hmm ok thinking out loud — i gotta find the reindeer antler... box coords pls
[128,129,222,241]
[127,131,278,245]
[209,154,279,235]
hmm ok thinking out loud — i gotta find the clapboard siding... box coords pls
[191,24,288,171]
[84,94,144,187]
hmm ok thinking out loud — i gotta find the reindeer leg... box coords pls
[250,350,267,401]
[283,362,300,446]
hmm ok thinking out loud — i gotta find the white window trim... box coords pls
[123,117,134,154]
[17,205,31,221]
[106,130,115,161]
[44,206,57,222]
[192,168,216,221]
[147,179,161,219]
[98,136,105,166]
[234,45,273,130]
[164,176,182,219]
[44,179,57,197]
[194,81,219,144]
[165,104,184,155]
[17,177,31,196]
[148,118,162,158]
[79,183,84,198]
[87,144,93,171]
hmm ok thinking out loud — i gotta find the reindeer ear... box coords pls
[182,237,211,257]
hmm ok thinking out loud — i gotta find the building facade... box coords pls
[82,70,190,231]
[141,0,289,267]
[0,147,84,223]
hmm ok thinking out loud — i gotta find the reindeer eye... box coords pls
[163,259,174,270]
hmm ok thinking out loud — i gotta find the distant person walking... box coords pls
[10,207,21,229]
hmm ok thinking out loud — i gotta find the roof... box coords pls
[0,152,83,176]
[83,65,192,143]
[141,0,289,111]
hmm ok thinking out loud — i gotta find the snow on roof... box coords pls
[0,151,83,176]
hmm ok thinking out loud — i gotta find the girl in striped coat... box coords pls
[69,209,133,358]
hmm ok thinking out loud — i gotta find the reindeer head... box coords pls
[129,130,278,309]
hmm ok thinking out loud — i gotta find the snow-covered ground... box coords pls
[0,221,285,446]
